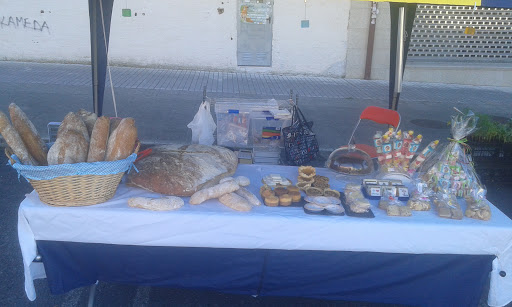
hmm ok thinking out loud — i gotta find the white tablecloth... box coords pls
[18,164,512,306]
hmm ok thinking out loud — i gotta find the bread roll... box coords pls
[87,116,110,162]
[235,187,261,206]
[218,193,252,212]
[189,181,240,205]
[58,112,90,142]
[47,130,88,165]
[0,111,37,165]
[105,117,137,161]
[76,109,98,137]
[8,103,48,166]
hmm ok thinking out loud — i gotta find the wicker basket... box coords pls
[6,143,139,207]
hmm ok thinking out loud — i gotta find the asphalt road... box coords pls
[1,62,511,306]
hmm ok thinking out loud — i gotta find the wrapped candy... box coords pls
[408,140,439,174]
[419,109,484,198]
[392,130,403,167]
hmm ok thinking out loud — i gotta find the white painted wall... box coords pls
[0,0,91,63]
[0,0,352,77]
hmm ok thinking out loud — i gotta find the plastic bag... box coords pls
[187,101,216,145]
[419,109,485,198]
[464,187,491,221]
[406,181,432,211]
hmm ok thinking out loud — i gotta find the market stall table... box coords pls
[18,165,512,306]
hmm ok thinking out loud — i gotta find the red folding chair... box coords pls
[348,106,401,158]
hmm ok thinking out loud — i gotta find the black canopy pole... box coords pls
[388,2,416,111]
[88,0,114,116]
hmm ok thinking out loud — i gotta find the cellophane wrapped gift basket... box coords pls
[419,109,486,199]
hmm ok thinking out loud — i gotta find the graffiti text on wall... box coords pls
[0,16,50,33]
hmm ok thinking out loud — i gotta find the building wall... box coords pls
[0,0,351,77]
[345,1,512,87]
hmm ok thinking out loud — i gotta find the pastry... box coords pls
[296,182,311,191]
[323,188,340,199]
[289,191,302,202]
[305,187,323,196]
[279,194,292,206]
[260,184,272,196]
[298,166,316,179]
[313,175,329,183]
[8,103,48,165]
[287,186,300,194]
[261,189,275,199]
[274,187,289,196]
[264,195,279,207]
[312,180,329,190]
[297,176,315,184]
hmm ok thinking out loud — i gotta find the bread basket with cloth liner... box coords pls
[6,142,139,207]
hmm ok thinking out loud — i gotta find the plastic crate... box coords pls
[250,110,291,149]
[214,98,282,149]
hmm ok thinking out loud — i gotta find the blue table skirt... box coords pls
[37,241,493,307]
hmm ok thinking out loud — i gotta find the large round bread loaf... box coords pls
[105,117,137,161]
[58,112,90,142]
[87,116,110,162]
[0,111,37,165]
[126,144,238,196]
[9,103,48,166]
[47,130,89,165]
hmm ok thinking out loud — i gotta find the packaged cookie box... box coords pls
[362,179,409,201]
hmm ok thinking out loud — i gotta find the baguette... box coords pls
[8,103,48,165]
[0,111,37,165]
[87,116,110,162]
[105,118,137,161]
[218,192,252,212]
[189,181,240,205]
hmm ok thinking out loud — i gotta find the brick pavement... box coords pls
[1,61,511,103]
